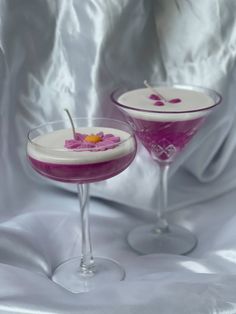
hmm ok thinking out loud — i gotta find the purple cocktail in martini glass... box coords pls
[112,83,221,255]
[27,117,137,292]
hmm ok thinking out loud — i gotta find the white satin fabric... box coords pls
[1,0,236,313]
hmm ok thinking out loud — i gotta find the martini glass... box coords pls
[112,83,222,255]
[27,117,137,292]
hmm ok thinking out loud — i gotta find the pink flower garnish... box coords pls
[149,94,182,106]
[64,132,121,152]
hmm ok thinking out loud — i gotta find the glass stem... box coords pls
[154,164,170,233]
[77,183,95,276]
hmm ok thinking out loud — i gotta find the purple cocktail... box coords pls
[129,116,205,163]
[112,84,222,255]
[28,126,136,183]
[27,118,137,292]
[29,152,135,183]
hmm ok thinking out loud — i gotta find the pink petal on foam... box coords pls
[97,140,116,149]
[103,134,114,139]
[149,94,161,100]
[64,139,81,149]
[75,133,87,140]
[169,98,181,103]
[96,132,104,138]
[110,136,120,143]
[80,142,95,149]
[154,101,165,106]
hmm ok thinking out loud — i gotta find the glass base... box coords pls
[52,256,125,293]
[127,224,197,255]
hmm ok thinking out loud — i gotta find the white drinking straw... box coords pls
[144,80,168,102]
[64,108,76,139]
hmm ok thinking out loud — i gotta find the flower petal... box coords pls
[169,98,181,103]
[64,139,81,149]
[154,101,165,106]
[103,134,114,139]
[96,132,104,138]
[75,133,87,140]
[110,136,120,143]
[149,94,161,100]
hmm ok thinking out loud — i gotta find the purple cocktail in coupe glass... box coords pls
[112,83,222,255]
[27,117,137,293]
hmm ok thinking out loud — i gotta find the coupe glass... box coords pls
[111,83,222,255]
[27,118,137,292]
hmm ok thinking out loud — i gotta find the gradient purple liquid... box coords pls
[28,151,136,183]
[129,116,205,163]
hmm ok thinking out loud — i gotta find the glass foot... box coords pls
[127,224,197,255]
[52,257,125,293]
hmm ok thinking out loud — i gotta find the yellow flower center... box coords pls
[84,134,102,143]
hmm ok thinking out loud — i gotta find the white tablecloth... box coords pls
[0,183,236,313]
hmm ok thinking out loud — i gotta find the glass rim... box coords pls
[111,83,222,114]
[27,117,135,152]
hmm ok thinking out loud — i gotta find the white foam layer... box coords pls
[27,127,135,164]
[118,87,215,121]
